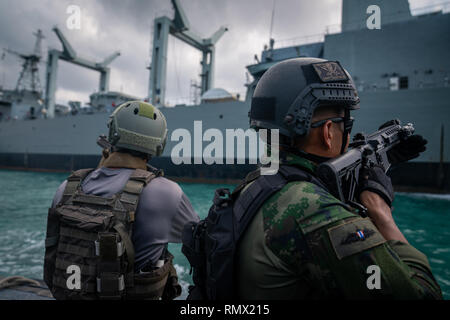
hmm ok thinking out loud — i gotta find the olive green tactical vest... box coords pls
[43,168,181,300]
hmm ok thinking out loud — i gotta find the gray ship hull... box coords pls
[0,100,257,183]
[0,92,448,191]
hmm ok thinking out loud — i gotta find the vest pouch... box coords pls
[57,205,114,231]
[50,205,116,300]
[127,256,180,300]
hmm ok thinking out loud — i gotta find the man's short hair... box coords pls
[311,104,345,122]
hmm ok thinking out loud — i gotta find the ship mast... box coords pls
[3,29,44,93]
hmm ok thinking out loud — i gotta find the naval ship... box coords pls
[0,0,449,192]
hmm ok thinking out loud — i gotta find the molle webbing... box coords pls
[60,168,95,205]
[119,169,156,222]
[52,276,98,293]
[72,194,116,207]
[95,169,156,299]
[60,226,98,242]
[55,258,97,276]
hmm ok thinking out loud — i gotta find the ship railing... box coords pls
[274,24,341,49]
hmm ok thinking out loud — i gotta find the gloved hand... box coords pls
[379,120,428,165]
[358,164,394,208]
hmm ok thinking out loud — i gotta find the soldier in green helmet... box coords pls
[234,58,442,299]
[44,101,199,300]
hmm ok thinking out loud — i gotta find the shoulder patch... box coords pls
[327,218,386,260]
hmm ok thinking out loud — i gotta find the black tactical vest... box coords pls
[182,165,327,300]
[44,168,181,300]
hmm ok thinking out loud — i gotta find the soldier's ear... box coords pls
[322,120,334,150]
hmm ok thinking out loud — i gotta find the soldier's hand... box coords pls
[358,164,394,208]
[389,134,427,164]
[379,120,427,165]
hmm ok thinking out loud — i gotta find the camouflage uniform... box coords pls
[236,153,443,299]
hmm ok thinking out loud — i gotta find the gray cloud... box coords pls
[0,0,441,106]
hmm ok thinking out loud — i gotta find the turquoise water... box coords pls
[0,169,449,299]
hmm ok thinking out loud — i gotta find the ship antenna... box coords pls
[269,0,276,48]
[33,29,44,57]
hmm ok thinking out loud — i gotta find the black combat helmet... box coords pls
[249,57,360,146]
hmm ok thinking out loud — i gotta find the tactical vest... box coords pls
[44,168,181,300]
[181,165,328,300]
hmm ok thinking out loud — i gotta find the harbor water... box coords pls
[0,169,449,299]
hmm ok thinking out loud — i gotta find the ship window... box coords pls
[399,76,408,89]
[389,77,399,91]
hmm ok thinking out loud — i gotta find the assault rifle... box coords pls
[316,120,415,215]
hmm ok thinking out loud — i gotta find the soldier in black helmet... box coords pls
[44,101,199,300]
[234,57,442,299]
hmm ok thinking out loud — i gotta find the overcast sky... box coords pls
[0,0,448,106]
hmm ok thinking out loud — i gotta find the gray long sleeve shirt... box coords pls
[52,167,199,271]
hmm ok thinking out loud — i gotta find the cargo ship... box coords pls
[0,0,449,192]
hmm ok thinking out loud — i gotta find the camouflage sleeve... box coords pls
[386,240,443,299]
[263,181,442,299]
[310,216,442,299]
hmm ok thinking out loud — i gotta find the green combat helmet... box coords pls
[249,58,360,153]
[107,101,168,157]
